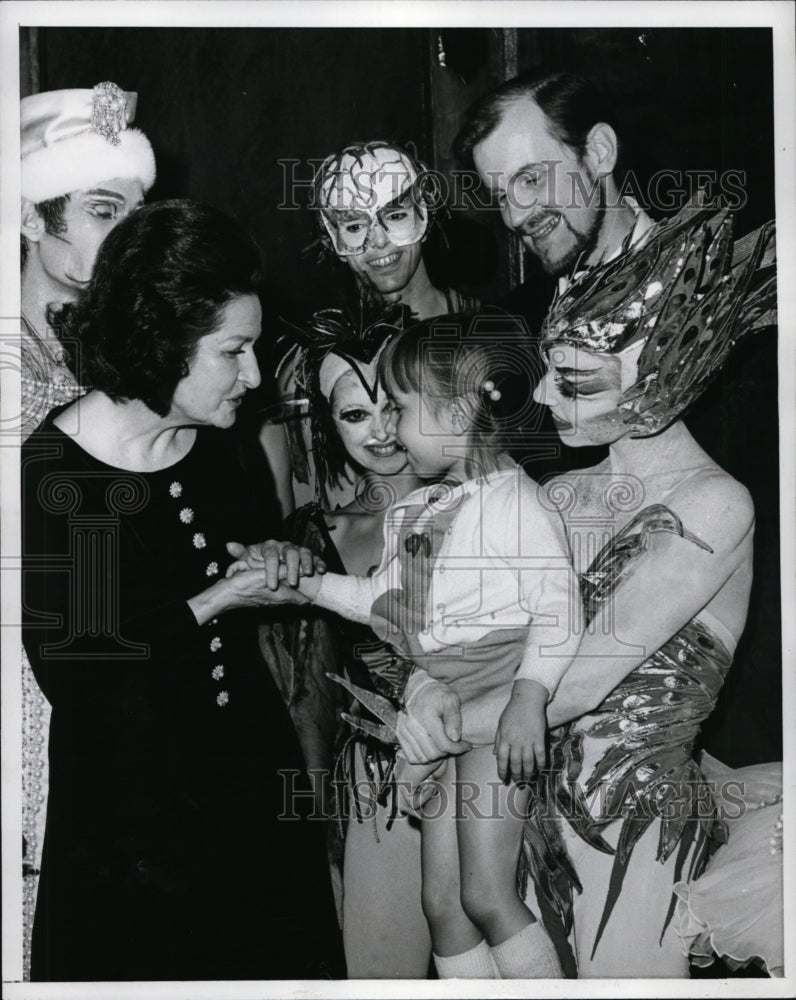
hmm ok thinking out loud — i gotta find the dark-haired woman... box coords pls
[22,199,344,981]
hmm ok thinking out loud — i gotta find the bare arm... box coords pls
[548,477,753,725]
[460,474,754,742]
[225,536,386,624]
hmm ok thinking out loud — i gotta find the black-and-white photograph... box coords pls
[1,2,793,997]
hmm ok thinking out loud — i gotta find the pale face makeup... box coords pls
[30,176,146,295]
[320,149,427,297]
[330,370,408,476]
[533,343,630,447]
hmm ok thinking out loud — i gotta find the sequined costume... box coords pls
[541,195,776,436]
[20,314,84,439]
[527,194,779,974]
[22,411,344,981]
[523,505,737,966]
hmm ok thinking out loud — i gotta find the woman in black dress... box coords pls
[21,199,344,982]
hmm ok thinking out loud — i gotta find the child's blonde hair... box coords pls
[378,313,505,479]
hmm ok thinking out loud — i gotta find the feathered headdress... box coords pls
[277,300,411,504]
[541,193,777,435]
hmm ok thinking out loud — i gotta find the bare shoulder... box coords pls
[672,466,754,521]
[667,467,755,549]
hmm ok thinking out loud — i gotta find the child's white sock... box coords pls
[489,920,563,978]
[433,939,499,978]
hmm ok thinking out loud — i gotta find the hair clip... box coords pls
[482,379,502,402]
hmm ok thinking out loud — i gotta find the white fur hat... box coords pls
[21,82,156,203]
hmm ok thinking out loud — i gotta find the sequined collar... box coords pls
[21,311,71,367]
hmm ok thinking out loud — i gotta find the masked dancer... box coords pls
[256,302,440,977]
[261,140,479,513]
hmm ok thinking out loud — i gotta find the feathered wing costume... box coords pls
[522,195,779,967]
[262,301,415,829]
[541,191,776,433]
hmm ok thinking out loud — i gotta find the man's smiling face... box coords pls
[473,98,608,277]
[320,147,426,296]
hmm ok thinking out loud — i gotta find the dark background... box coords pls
[23,26,781,769]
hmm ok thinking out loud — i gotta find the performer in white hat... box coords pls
[20,80,156,439]
[18,80,155,982]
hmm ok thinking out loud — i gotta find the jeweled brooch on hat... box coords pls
[90,81,128,145]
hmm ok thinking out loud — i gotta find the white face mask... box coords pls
[318,148,430,256]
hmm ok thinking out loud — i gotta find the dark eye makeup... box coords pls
[87,202,118,220]
[339,408,370,422]
[553,371,611,399]
[554,375,578,400]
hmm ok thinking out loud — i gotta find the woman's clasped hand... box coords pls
[224,538,325,598]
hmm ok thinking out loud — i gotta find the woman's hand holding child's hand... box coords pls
[396,673,471,764]
[225,540,326,588]
[222,567,310,607]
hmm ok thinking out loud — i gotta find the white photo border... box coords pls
[1,3,793,998]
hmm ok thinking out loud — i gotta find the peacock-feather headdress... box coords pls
[541,193,777,436]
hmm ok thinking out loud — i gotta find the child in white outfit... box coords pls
[231,317,582,978]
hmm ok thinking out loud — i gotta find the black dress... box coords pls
[22,411,345,981]
[259,505,414,840]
